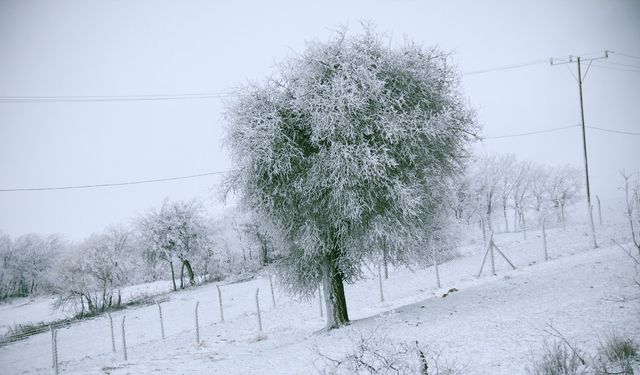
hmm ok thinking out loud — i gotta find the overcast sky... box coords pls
[1,0,639,240]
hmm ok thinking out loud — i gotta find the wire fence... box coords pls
[0,221,632,374]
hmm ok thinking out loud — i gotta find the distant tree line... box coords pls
[0,198,275,315]
[450,153,584,237]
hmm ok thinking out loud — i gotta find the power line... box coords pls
[599,60,640,69]
[586,125,640,136]
[463,59,549,76]
[482,124,579,139]
[0,171,228,192]
[591,63,640,73]
[0,92,235,103]
[609,51,640,61]
[0,58,556,104]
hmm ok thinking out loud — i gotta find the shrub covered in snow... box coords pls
[316,329,464,375]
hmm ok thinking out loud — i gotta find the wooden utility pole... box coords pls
[551,51,608,249]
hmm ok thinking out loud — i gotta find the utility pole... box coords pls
[550,51,608,249]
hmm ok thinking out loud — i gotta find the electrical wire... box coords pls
[482,124,579,140]
[591,63,640,73]
[586,125,640,136]
[0,171,228,192]
[609,51,640,61]
[598,60,640,69]
[0,58,555,104]
[2,123,636,192]
[463,59,549,76]
[0,92,235,103]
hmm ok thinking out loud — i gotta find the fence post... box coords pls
[480,217,487,247]
[121,316,127,361]
[318,286,323,317]
[432,245,441,288]
[269,274,276,308]
[50,326,55,369]
[596,195,603,227]
[378,264,384,302]
[50,326,58,374]
[255,288,262,332]
[542,217,549,261]
[195,301,200,345]
[216,285,224,323]
[108,313,116,352]
[489,233,496,275]
[157,302,165,340]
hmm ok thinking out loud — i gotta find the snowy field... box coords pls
[0,222,638,374]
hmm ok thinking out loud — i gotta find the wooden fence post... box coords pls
[108,313,116,352]
[255,288,262,332]
[216,285,224,323]
[121,316,127,361]
[269,274,276,308]
[378,264,384,302]
[50,326,58,374]
[195,301,200,345]
[542,217,549,261]
[157,302,165,340]
[318,286,323,317]
[432,245,441,288]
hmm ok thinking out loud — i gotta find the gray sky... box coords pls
[1,0,639,240]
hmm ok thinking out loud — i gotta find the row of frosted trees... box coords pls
[0,199,271,315]
[451,154,583,237]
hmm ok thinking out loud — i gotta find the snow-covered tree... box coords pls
[51,227,133,314]
[225,26,476,329]
[621,171,640,255]
[547,165,582,230]
[0,233,64,300]
[137,199,211,290]
[511,159,533,236]
[472,154,502,234]
[137,200,180,291]
[496,154,517,233]
[529,165,552,228]
[448,172,479,227]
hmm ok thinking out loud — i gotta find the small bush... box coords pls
[316,329,464,375]
[599,332,638,363]
[527,340,586,375]
[593,333,638,375]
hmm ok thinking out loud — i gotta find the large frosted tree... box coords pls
[225,27,476,329]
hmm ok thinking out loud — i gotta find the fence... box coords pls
[2,222,600,374]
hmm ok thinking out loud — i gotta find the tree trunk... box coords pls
[169,261,177,292]
[80,293,85,316]
[183,259,196,286]
[180,262,185,289]
[259,241,268,266]
[85,295,95,313]
[513,198,519,232]
[521,209,527,240]
[560,204,566,231]
[322,248,349,330]
[382,243,389,280]
[502,200,509,233]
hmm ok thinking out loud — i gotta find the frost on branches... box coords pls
[225,27,477,329]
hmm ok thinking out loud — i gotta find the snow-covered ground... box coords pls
[0,280,177,337]
[0,222,638,374]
